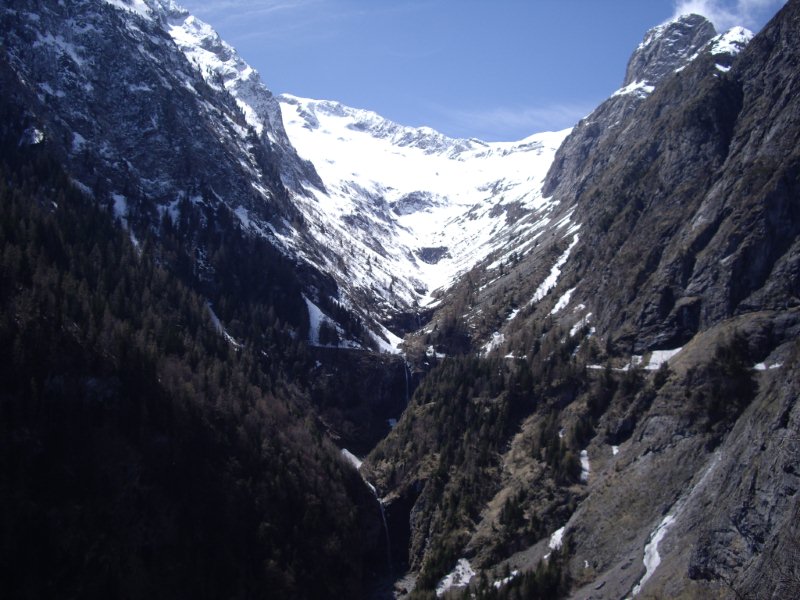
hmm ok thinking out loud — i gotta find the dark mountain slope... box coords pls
[0,0,387,353]
[365,4,800,598]
[559,6,800,352]
[0,73,385,599]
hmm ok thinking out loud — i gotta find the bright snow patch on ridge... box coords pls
[631,514,676,596]
[436,559,476,597]
[551,287,576,315]
[709,26,753,56]
[580,450,590,482]
[549,526,566,550]
[530,235,579,305]
[613,80,655,98]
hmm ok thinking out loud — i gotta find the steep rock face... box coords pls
[162,3,324,192]
[366,4,799,598]
[543,15,718,200]
[411,15,730,359]
[623,14,717,86]
[558,5,798,352]
[1,0,293,228]
[0,0,387,351]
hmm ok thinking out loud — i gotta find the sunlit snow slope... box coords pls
[279,95,570,313]
[158,0,572,339]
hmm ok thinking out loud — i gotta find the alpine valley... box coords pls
[1,1,798,599]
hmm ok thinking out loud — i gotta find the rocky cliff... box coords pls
[365,4,800,598]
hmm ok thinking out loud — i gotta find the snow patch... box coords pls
[709,26,753,56]
[753,362,783,371]
[580,450,590,483]
[629,453,722,597]
[570,312,593,337]
[483,331,505,355]
[612,445,620,456]
[436,558,475,597]
[631,514,675,596]
[551,287,576,315]
[530,235,579,305]
[613,80,655,98]
[646,348,682,370]
[370,323,404,355]
[20,127,45,146]
[111,193,128,221]
[549,526,565,551]
[493,570,520,589]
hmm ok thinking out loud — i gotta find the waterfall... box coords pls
[341,449,392,573]
[403,361,410,405]
[377,496,392,573]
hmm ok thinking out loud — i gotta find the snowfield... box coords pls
[157,0,578,347]
[279,94,571,310]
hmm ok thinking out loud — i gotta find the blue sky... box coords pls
[179,0,787,141]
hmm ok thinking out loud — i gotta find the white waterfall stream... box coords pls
[341,449,392,572]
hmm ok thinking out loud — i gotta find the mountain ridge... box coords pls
[1,1,799,599]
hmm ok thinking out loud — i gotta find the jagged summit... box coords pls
[708,25,754,55]
[164,7,321,191]
[623,14,717,87]
[279,94,481,157]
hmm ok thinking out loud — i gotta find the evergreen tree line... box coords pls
[0,90,373,598]
[372,311,758,597]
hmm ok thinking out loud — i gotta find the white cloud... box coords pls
[671,0,787,31]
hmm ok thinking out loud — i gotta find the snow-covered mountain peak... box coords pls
[279,94,480,158]
[165,9,273,137]
[278,92,571,313]
[625,14,717,87]
[708,26,754,56]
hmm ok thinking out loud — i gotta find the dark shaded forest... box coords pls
[0,85,379,599]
